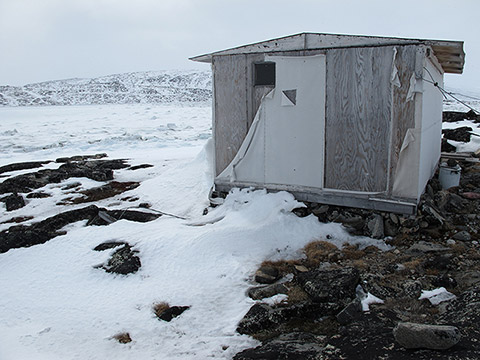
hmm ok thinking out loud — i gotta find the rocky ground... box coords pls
[232,153,480,358]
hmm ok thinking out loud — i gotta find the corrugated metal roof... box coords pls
[190,32,464,74]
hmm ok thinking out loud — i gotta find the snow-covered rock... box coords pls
[0,70,212,106]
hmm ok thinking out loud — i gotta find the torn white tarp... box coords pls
[390,47,401,88]
[392,128,421,199]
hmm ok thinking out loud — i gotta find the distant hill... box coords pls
[0,70,212,106]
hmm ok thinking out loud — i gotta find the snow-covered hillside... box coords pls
[0,70,212,106]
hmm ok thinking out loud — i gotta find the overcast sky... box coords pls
[1,0,479,92]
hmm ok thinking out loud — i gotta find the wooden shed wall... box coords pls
[324,46,394,192]
[213,55,248,175]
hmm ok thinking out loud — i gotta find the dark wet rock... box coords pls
[87,209,160,226]
[237,302,340,336]
[432,274,457,289]
[2,193,25,211]
[336,298,362,325]
[443,110,480,123]
[255,265,280,284]
[292,207,310,217]
[128,164,153,170]
[61,182,82,190]
[0,160,51,174]
[441,138,457,153]
[155,305,190,322]
[248,283,288,300]
[442,127,473,143]
[453,230,471,241]
[296,266,359,303]
[101,244,141,275]
[93,241,129,251]
[0,216,34,224]
[61,181,140,204]
[0,205,160,253]
[393,322,461,350]
[0,159,130,194]
[424,254,453,271]
[55,153,108,163]
[26,191,51,199]
[233,332,326,360]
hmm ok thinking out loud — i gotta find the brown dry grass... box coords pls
[341,244,365,260]
[303,240,338,266]
[112,332,132,344]
[152,302,170,318]
[259,259,298,276]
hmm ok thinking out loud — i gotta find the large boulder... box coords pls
[296,266,359,303]
[393,322,460,350]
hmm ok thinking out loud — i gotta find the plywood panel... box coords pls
[213,55,248,176]
[324,47,393,192]
[389,46,417,194]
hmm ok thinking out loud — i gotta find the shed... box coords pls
[190,33,465,214]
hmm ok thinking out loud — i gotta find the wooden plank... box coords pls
[324,47,393,192]
[213,54,248,176]
[389,45,417,194]
[215,180,417,215]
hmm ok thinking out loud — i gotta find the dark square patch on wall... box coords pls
[254,63,275,86]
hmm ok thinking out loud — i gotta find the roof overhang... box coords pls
[190,32,464,74]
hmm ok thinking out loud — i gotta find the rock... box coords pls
[336,298,362,325]
[61,181,140,204]
[101,244,141,275]
[455,271,480,288]
[237,302,340,336]
[3,193,25,211]
[296,267,359,303]
[442,126,473,142]
[0,205,160,253]
[0,160,51,174]
[393,322,460,350]
[292,207,310,217]
[424,254,452,270]
[0,159,130,194]
[255,265,280,284]
[407,241,449,253]
[441,138,456,153]
[462,192,480,199]
[366,214,384,239]
[155,305,190,322]
[26,191,51,199]
[453,230,471,241]
[248,283,288,300]
[127,164,153,170]
[93,241,129,251]
[55,153,108,163]
[432,274,457,289]
[233,332,326,360]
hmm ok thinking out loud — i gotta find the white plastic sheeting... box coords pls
[217,55,326,188]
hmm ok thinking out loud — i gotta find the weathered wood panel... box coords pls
[213,55,248,176]
[245,53,268,129]
[388,46,417,194]
[324,47,393,192]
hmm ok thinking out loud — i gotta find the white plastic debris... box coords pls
[356,285,384,312]
[419,287,457,305]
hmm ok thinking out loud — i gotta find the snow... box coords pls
[0,103,391,359]
[361,293,385,312]
[419,287,457,305]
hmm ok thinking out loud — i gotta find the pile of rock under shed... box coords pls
[234,155,480,359]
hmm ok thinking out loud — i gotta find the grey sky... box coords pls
[1,0,479,92]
